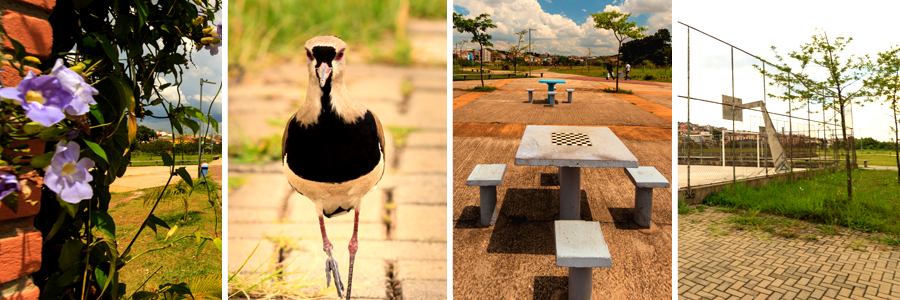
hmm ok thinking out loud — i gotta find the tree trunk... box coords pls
[894,98,899,185]
[479,44,485,87]
[839,99,852,201]
[615,42,621,92]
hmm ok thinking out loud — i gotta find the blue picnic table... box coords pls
[539,79,566,92]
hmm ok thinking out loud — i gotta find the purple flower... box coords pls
[0,170,19,200]
[44,141,94,203]
[0,72,72,127]
[51,59,97,116]
[205,23,222,56]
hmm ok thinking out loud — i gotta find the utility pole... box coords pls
[198,78,217,179]
[528,28,535,78]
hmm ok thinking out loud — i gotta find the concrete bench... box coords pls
[527,89,535,103]
[466,164,507,226]
[555,220,612,300]
[861,160,869,168]
[566,89,574,103]
[624,167,670,227]
[548,91,557,107]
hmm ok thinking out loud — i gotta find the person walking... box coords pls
[606,62,613,80]
[625,63,631,80]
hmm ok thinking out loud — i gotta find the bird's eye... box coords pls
[337,50,344,60]
[306,50,313,60]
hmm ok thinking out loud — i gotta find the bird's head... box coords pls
[305,36,347,88]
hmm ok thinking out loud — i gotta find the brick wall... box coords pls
[0,0,54,298]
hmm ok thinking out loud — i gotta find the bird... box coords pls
[282,36,385,299]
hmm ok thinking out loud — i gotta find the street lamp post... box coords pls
[199,78,217,179]
[528,28,535,78]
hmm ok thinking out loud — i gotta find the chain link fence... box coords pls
[676,22,857,190]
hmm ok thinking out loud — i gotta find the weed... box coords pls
[470,85,498,92]
[387,125,421,148]
[816,224,840,235]
[601,88,633,94]
[677,196,694,215]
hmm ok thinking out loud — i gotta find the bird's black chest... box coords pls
[285,110,381,183]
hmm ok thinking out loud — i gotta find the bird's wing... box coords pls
[282,114,295,163]
[371,110,385,161]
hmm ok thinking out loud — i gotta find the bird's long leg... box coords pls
[346,209,360,299]
[320,215,344,298]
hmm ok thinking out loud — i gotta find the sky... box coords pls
[674,0,900,142]
[452,0,672,56]
[138,11,224,134]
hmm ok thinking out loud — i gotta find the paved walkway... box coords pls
[452,71,673,299]
[109,159,222,193]
[227,19,447,300]
[679,209,900,300]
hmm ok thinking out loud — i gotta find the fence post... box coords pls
[686,26,691,190]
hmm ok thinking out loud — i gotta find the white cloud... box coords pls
[582,9,587,12]
[454,0,671,55]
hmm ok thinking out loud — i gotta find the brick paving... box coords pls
[227,20,447,300]
[679,209,900,300]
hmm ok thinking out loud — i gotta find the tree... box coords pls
[453,12,497,88]
[760,30,870,201]
[585,47,594,73]
[621,28,671,67]
[136,125,156,142]
[592,10,647,91]
[864,45,900,184]
[507,29,529,74]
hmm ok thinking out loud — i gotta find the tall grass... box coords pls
[229,0,445,68]
[704,169,900,235]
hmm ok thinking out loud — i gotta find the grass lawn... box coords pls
[702,169,900,236]
[550,66,672,82]
[129,153,223,167]
[111,179,222,294]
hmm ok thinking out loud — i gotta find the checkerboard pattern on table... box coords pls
[551,132,593,146]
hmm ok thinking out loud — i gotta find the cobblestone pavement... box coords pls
[679,209,900,300]
[228,20,447,300]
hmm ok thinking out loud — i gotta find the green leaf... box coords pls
[90,105,105,124]
[145,213,170,234]
[53,261,84,288]
[208,116,219,133]
[58,240,83,271]
[213,238,221,251]
[92,33,119,72]
[84,140,108,164]
[95,265,109,291]
[1,193,17,213]
[133,291,158,300]
[31,151,54,168]
[23,122,44,135]
[91,210,116,238]
[159,283,193,299]
[183,106,207,122]
[45,212,69,242]
[56,197,77,218]
[161,152,174,166]
[110,76,136,115]
[39,127,70,141]
[132,0,148,25]
[176,167,194,188]
[196,239,207,257]
[182,118,200,135]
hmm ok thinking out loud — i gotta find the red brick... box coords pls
[0,62,41,87]
[8,0,56,13]
[1,10,52,59]
[0,284,38,300]
[0,184,40,222]
[0,230,41,284]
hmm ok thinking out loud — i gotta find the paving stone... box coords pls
[403,90,447,130]
[400,280,447,300]
[228,239,276,273]
[406,131,447,148]
[396,260,447,281]
[227,207,280,224]
[391,174,447,205]
[228,174,293,209]
[398,148,446,174]
[394,205,447,241]
[227,221,386,241]
[285,190,385,224]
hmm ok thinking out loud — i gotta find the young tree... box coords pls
[760,30,870,201]
[507,29,529,74]
[585,47,594,73]
[453,12,497,88]
[864,45,900,184]
[592,10,646,91]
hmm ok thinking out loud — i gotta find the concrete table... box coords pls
[555,220,612,300]
[515,125,639,220]
[538,79,566,92]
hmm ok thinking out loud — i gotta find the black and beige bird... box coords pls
[282,36,385,299]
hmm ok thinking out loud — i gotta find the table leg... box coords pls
[559,166,581,220]
[568,267,592,300]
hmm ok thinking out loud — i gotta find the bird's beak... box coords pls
[317,64,332,87]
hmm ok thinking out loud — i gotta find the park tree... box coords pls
[759,30,870,201]
[864,45,900,184]
[507,29,529,74]
[453,12,497,88]
[592,10,647,91]
[136,125,156,142]
[585,47,594,73]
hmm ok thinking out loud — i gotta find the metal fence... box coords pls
[676,22,857,190]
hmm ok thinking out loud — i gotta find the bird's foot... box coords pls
[325,256,345,298]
